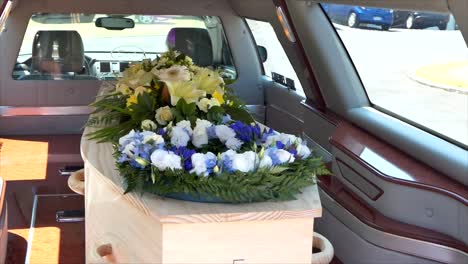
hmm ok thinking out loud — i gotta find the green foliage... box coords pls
[128,93,156,121]
[171,99,199,125]
[117,153,331,203]
[206,106,225,124]
[86,92,157,143]
[224,106,254,124]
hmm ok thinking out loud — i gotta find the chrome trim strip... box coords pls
[0,106,93,117]
[24,195,38,264]
[0,105,261,117]
[0,1,13,32]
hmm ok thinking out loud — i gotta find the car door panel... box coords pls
[301,102,468,262]
[264,79,304,135]
[329,122,468,244]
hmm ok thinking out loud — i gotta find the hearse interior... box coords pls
[0,0,467,263]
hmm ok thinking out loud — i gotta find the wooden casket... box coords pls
[81,127,322,264]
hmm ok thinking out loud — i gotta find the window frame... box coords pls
[285,1,467,185]
[12,13,239,81]
[242,17,267,75]
[243,16,306,96]
[318,4,467,150]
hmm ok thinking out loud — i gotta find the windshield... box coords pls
[14,14,235,80]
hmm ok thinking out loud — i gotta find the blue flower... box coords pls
[117,153,129,163]
[157,128,168,137]
[222,155,235,173]
[252,123,262,139]
[266,148,282,166]
[170,146,196,171]
[261,127,275,143]
[288,148,298,156]
[206,126,217,139]
[230,121,254,143]
[276,141,285,149]
[220,150,236,173]
[205,154,217,174]
[117,130,164,170]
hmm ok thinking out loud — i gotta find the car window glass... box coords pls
[245,18,304,96]
[321,4,468,147]
[13,14,236,81]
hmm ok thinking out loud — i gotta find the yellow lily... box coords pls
[166,81,206,106]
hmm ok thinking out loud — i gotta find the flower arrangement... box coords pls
[87,50,329,203]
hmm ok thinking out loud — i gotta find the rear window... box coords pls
[13,14,235,81]
[321,4,468,146]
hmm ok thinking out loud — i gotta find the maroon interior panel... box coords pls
[330,122,467,206]
[335,158,384,201]
[319,175,468,253]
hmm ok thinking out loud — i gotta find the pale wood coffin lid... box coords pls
[81,127,322,224]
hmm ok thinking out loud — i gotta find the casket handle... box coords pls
[96,243,117,263]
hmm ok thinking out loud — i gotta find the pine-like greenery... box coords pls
[115,149,330,203]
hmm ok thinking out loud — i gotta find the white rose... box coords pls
[221,149,236,160]
[275,149,295,164]
[192,119,212,148]
[151,149,182,171]
[192,119,213,148]
[190,152,216,177]
[176,120,193,135]
[190,153,207,176]
[192,128,208,148]
[259,155,273,168]
[297,144,311,159]
[264,134,280,147]
[232,151,257,173]
[141,131,164,145]
[155,106,174,125]
[141,120,157,131]
[215,125,236,143]
[170,127,190,147]
[196,119,213,128]
[225,137,243,150]
[279,133,299,147]
[197,98,211,113]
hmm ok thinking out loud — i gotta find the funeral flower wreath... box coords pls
[87,50,329,203]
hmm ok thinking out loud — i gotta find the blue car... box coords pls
[321,4,394,30]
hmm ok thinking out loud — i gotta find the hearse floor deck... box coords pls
[0,134,343,264]
[0,135,84,263]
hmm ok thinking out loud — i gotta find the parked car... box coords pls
[321,4,394,30]
[393,11,450,29]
